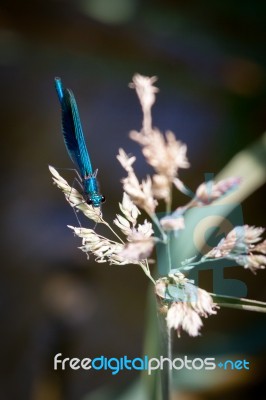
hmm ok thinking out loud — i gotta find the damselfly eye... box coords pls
[101,195,106,204]
[87,198,93,205]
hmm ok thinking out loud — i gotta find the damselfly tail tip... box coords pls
[54,77,64,101]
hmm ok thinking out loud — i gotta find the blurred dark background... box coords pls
[0,0,265,399]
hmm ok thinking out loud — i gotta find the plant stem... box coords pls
[150,213,168,243]
[183,256,227,268]
[140,260,156,285]
[104,221,125,244]
[157,301,172,400]
[165,187,172,215]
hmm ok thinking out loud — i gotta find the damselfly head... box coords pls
[87,194,105,207]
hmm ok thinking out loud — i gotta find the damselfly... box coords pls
[55,78,105,207]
